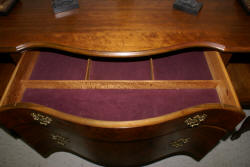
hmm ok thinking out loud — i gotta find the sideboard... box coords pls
[0,0,250,166]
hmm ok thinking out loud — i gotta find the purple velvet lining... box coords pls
[22,89,219,121]
[30,52,87,80]
[89,60,151,80]
[153,52,212,80]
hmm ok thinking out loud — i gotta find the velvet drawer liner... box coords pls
[152,51,212,80]
[22,89,219,121]
[30,52,88,80]
[89,59,152,80]
[29,51,212,80]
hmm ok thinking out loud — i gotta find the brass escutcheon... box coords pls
[30,113,52,126]
[51,134,69,146]
[185,114,207,128]
[171,137,191,148]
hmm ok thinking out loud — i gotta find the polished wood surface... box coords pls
[0,1,249,165]
[0,50,246,166]
[0,0,250,55]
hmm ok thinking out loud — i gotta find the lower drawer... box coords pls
[10,121,226,167]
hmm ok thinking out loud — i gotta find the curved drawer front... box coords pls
[74,126,226,167]
[0,104,242,166]
[182,108,244,131]
[0,104,244,142]
[2,118,227,167]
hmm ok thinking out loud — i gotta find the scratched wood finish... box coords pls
[0,0,250,54]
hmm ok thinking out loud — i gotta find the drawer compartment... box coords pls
[0,50,245,166]
[29,52,87,80]
[21,89,219,121]
[89,59,151,80]
[153,51,213,80]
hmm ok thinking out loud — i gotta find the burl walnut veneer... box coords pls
[0,50,245,167]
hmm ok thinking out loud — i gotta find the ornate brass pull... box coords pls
[171,137,190,148]
[31,113,52,126]
[185,114,207,128]
[51,134,69,146]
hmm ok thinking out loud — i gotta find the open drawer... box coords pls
[0,50,245,167]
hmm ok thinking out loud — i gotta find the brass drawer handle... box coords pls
[171,137,190,148]
[31,113,52,126]
[185,114,207,128]
[51,134,69,146]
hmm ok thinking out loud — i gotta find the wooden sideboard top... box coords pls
[0,0,250,55]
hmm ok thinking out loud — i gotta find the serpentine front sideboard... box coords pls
[0,0,250,166]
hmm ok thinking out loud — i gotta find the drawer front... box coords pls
[0,109,66,157]
[0,108,53,129]
[0,105,244,142]
[0,107,233,166]
[41,125,225,167]
[182,108,244,131]
[7,117,227,167]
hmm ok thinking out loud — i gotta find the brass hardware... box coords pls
[171,137,190,148]
[51,134,69,146]
[31,113,52,126]
[185,114,207,128]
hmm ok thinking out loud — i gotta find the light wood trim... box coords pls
[0,51,39,106]
[150,58,155,80]
[204,51,241,109]
[0,102,241,128]
[84,59,91,80]
[21,80,219,90]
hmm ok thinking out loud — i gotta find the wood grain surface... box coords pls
[0,0,250,54]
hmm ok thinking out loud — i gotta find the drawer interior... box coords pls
[30,52,88,80]
[29,51,213,80]
[152,52,213,80]
[0,50,241,121]
[22,89,219,121]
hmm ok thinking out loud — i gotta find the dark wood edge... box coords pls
[0,41,226,58]
[0,0,17,14]
[0,102,243,129]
